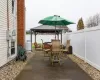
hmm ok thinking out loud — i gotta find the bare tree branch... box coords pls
[86,13,100,28]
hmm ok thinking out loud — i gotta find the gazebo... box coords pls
[30,25,69,51]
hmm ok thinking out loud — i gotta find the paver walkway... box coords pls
[16,51,93,80]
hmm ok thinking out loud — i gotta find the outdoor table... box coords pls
[44,42,64,65]
[49,43,63,65]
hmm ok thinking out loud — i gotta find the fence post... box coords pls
[30,30,32,51]
[84,28,86,63]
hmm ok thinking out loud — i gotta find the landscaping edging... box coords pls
[68,54,100,80]
[0,51,35,80]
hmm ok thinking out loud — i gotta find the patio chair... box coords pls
[61,40,70,54]
[34,42,41,50]
[50,39,61,65]
[43,43,51,57]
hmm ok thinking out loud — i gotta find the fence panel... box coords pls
[86,29,100,70]
[70,31,85,60]
[62,27,100,70]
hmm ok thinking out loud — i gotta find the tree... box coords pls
[86,13,100,28]
[26,30,31,34]
[77,18,84,30]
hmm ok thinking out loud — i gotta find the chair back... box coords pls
[51,40,60,52]
[43,43,51,49]
[66,40,70,49]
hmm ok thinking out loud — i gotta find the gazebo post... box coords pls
[34,32,37,50]
[57,33,59,40]
[34,32,38,50]
[30,30,32,51]
[61,30,62,43]
[35,32,36,43]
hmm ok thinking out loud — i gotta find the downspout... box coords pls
[7,0,10,57]
[7,0,9,30]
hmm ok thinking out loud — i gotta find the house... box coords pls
[17,0,25,47]
[0,0,17,67]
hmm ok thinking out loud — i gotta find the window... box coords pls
[12,0,15,14]
[11,42,15,55]
[12,30,16,36]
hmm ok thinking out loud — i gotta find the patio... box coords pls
[15,50,93,80]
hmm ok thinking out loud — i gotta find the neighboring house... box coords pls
[0,0,17,67]
[17,0,25,47]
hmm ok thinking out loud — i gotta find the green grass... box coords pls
[32,45,35,48]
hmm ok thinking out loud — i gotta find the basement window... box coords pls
[12,0,15,14]
[11,42,15,55]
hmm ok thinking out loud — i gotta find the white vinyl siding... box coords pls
[0,0,17,67]
[0,0,8,67]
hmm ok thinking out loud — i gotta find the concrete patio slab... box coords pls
[15,51,93,80]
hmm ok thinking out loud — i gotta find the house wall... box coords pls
[17,0,25,47]
[7,0,17,61]
[0,0,8,67]
[0,0,17,67]
[62,26,100,71]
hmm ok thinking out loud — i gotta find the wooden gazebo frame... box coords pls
[30,25,63,51]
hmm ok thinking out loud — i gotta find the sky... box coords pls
[25,0,100,31]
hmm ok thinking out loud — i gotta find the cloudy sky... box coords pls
[25,0,100,31]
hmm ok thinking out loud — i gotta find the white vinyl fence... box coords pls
[62,26,100,71]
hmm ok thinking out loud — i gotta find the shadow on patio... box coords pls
[15,50,93,80]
